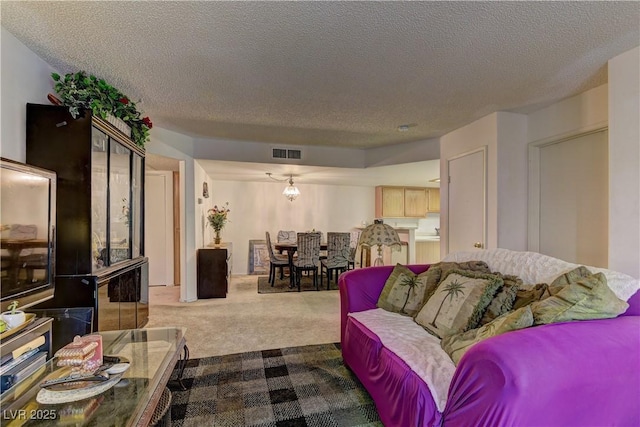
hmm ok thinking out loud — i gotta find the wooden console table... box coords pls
[0,327,187,427]
[197,243,232,298]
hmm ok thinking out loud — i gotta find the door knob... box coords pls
[473,242,483,248]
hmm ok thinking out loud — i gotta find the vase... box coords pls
[214,231,221,245]
[1,310,26,329]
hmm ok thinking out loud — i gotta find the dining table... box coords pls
[274,242,328,287]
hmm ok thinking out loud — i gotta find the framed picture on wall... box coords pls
[248,240,269,275]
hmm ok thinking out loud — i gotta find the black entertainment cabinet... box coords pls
[26,103,148,331]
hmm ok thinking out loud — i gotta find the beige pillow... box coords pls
[414,269,503,338]
[441,306,534,365]
[377,264,441,316]
[532,272,629,325]
[548,266,592,295]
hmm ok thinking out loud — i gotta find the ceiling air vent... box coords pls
[287,149,302,160]
[272,148,287,159]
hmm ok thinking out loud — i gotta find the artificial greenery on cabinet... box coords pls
[51,71,152,147]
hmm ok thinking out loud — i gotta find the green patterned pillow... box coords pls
[414,269,503,338]
[441,306,534,365]
[377,264,442,317]
[512,283,550,310]
[421,260,492,304]
[479,274,521,326]
[532,272,629,325]
[548,266,592,295]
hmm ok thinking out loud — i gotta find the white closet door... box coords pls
[539,130,608,267]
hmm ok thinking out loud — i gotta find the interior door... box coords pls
[538,130,608,266]
[447,147,487,254]
[145,172,174,286]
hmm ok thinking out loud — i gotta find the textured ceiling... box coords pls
[1,1,639,149]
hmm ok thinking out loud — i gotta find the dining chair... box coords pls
[292,232,321,291]
[276,230,297,244]
[265,231,289,287]
[320,232,351,289]
[348,230,361,270]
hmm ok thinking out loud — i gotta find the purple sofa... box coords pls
[339,263,640,427]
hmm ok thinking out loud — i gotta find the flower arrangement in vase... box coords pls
[50,71,152,147]
[207,202,230,245]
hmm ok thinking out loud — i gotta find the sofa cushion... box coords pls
[479,274,521,325]
[414,269,503,338]
[441,305,534,364]
[377,264,441,316]
[531,272,629,324]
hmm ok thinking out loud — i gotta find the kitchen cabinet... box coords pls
[26,103,148,331]
[427,188,440,213]
[375,186,428,218]
[376,187,405,217]
[415,240,441,264]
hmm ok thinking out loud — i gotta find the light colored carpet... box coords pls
[147,275,340,358]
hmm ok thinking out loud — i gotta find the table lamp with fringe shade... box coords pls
[358,222,402,266]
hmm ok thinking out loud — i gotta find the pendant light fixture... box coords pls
[266,173,300,202]
[282,175,300,202]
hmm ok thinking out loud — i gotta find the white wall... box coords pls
[365,137,440,167]
[0,27,57,161]
[527,85,608,142]
[193,138,366,168]
[608,46,640,278]
[206,179,375,274]
[496,112,528,250]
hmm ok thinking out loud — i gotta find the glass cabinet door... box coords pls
[109,141,131,265]
[92,128,109,272]
[132,154,143,258]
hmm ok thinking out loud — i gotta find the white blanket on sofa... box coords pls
[349,308,455,412]
[443,248,640,301]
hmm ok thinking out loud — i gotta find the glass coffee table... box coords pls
[0,327,187,427]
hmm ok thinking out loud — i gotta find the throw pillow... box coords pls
[531,272,629,325]
[548,266,592,295]
[421,260,493,303]
[441,306,534,365]
[479,274,521,326]
[377,264,442,317]
[512,283,550,310]
[414,269,503,338]
[438,261,491,278]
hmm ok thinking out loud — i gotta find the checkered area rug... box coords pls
[170,343,381,427]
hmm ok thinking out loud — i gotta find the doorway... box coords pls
[145,154,182,294]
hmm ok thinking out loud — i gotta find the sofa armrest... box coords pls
[443,316,640,427]
[338,264,431,344]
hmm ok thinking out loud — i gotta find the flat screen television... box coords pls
[0,157,56,312]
